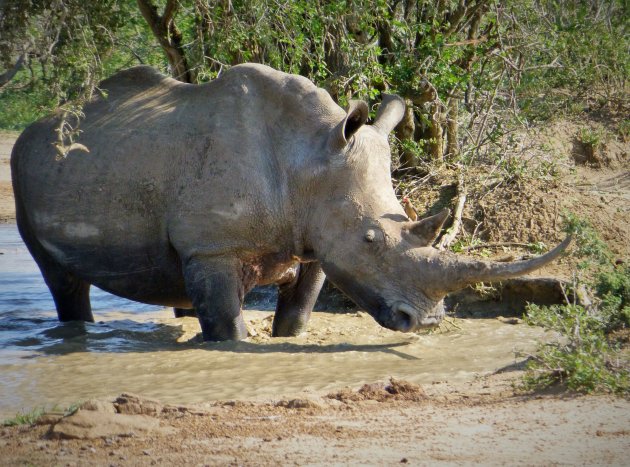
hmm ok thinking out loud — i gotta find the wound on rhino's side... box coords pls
[10,63,571,342]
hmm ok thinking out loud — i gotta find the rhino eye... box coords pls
[364,229,376,242]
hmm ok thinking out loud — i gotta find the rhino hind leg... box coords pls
[47,275,93,322]
[182,256,248,341]
[273,262,326,337]
[26,240,93,322]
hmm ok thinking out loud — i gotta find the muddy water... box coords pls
[0,224,546,418]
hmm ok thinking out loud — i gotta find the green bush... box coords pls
[525,303,628,394]
[515,0,629,121]
[597,263,630,332]
[0,79,56,130]
[2,402,79,427]
[523,214,629,394]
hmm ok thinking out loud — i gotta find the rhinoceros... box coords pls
[11,64,570,341]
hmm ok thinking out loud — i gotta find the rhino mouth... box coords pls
[391,301,442,332]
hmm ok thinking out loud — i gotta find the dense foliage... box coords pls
[1,1,628,160]
[0,0,160,129]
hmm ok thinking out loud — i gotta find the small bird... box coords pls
[402,196,418,221]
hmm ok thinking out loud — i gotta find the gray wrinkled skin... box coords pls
[11,64,570,341]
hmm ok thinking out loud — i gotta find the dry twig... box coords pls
[437,170,467,250]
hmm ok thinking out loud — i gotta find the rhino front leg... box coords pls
[273,262,326,337]
[183,256,248,341]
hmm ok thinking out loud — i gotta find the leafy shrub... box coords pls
[0,78,56,130]
[2,402,79,427]
[514,0,629,121]
[523,214,629,394]
[597,263,630,332]
[525,303,628,394]
[577,127,605,148]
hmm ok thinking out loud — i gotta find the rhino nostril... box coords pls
[393,302,417,332]
[396,310,412,331]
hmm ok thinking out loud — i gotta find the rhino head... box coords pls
[304,95,570,332]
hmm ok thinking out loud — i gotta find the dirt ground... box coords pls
[1,122,629,465]
[2,372,629,466]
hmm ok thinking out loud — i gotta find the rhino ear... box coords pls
[407,208,450,246]
[373,94,406,135]
[332,100,369,148]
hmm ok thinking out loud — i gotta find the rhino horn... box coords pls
[432,236,572,294]
[407,208,450,246]
[373,94,406,135]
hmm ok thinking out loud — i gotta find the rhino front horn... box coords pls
[437,236,573,294]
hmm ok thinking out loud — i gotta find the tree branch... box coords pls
[0,54,25,89]
[161,0,178,29]
[136,0,192,82]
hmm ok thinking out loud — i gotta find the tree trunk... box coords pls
[323,12,355,102]
[428,102,444,160]
[395,99,416,169]
[137,0,193,83]
[377,17,394,65]
[446,94,460,159]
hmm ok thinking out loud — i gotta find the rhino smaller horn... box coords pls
[373,94,406,135]
[408,208,450,246]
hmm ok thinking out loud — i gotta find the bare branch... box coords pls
[0,54,25,89]
[438,170,467,250]
[444,36,488,47]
